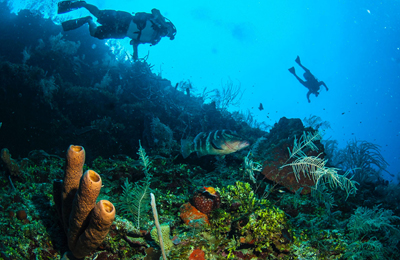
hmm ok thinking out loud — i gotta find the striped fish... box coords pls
[181,130,249,159]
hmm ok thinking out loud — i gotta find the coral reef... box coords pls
[0,142,398,259]
[0,148,20,176]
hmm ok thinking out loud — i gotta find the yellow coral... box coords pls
[150,224,173,251]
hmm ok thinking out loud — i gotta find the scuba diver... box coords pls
[288,56,328,103]
[57,1,176,61]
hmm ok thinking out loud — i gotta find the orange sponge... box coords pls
[180,202,209,227]
[55,145,116,259]
[62,145,86,234]
[72,199,116,258]
[67,170,102,254]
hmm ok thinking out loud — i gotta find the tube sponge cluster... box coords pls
[53,145,116,258]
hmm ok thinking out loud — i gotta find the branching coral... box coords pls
[208,78,244,111]
[219,181,294,255]
[281,154,358,199]
[280,131,358,199]
[38,75,58,107]
[244,151,262,183]
[288,131,322,160]
[241,206,291,252]
[347,205,400,240]
[336,139,389,183]
[49,33,80,55]
[303,115,331,131]
[221,181,258,214]
[344,205,400,259]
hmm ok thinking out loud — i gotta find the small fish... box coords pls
[181,130,249,159]
[203,186,217,196]
[258,103,264,111]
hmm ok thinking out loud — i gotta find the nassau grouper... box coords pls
[181,130,250,159]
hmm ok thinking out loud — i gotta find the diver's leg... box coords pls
[289,67,308,86]
[298,64,310,73]
[82,4,100,18]
[57,1,87,14]
[292,73,307,86]
[295,56,301,64]
[88,19,98,36]
[61,16,92,31]
[295,56,311,73]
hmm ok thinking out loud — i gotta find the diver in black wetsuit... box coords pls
[288,56,328,103]
[57,1,176,61]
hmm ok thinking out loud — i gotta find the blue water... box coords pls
[6,0,400,179]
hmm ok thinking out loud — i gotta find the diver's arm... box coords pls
[306,91,311,103]
[320,81,328,91]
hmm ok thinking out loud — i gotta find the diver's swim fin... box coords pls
[62,16,91,31]
[288,67,295,74]
[58,1,86,14]
[295,56,301,64]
